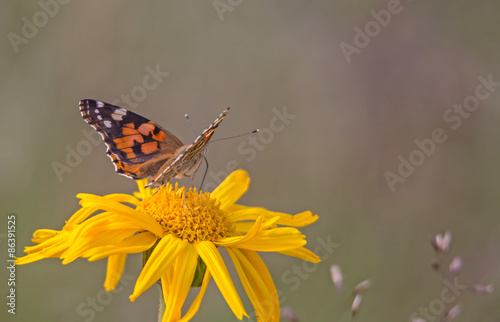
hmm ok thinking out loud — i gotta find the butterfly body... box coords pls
[79,99,228,187]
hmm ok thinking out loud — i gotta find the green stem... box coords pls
[157,283,165,322]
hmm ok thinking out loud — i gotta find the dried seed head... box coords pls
[470,284,494,294]
[330,265,343,292]
[449,256,463,275]
[443,304,461,321]
[430,259,440,271]
[351,294,362,316]
[353,279,372,294]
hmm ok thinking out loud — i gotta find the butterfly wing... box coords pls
[79,99,184,179]
[147,107,230,186]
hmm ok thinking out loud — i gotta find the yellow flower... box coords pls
[17,170,320,321]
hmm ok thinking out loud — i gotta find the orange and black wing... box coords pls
[79,99,184,179]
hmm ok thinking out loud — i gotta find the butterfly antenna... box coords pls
[184,114,197,136]
[209,129,259,144]
[200,130,255,190]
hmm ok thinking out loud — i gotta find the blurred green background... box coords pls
[2,1,500,321]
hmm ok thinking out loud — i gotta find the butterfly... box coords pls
[79,99,229,188]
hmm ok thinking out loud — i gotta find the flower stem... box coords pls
[157,283,165,322]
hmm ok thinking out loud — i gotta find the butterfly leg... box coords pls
[183,186,193,210]
[181,177,190,209]
[190,175,196,191]
[199,157,209,192]
[183,189,187,208]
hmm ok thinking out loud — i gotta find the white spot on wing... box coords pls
[97,101,105,107]
[112,113,124,121]
[94,109,99,114]
[115,108,127,115]
[97,115,102,120]
[103,120,113,128]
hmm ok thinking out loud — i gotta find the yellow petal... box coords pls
[24,230,70,253]
[88,232,157,261]
[162,244,198,322]
[233,222,257,234]
[179,270,212,322]
[279,247,321,263]
[77,194,163,236]
[215,216,279,247]
[215,216,263,247]
[66,206,99,225]
[130,235,188,301]
[30,229,60,243]
[69,213,138,242]
[103,193,142,205]
[194,241,247,319]
[210,170,250,210]
[61,227,137,264]
[134,178,152,200]
[67,193,140,224]
[104,254,127,291]
[15,252,46,265]
[16,234,71,264]
[228,206,319,228]
[233,228,306,252]
[227,248,280,321]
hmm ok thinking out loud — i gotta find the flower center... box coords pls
[136,183,235,243]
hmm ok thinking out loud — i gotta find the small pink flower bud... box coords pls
[444,305,461,321]
[354,279,372,294]
[351,294,362,316]
[470,284,494,294]
[330,265,343,292]
[449,256,463,275]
